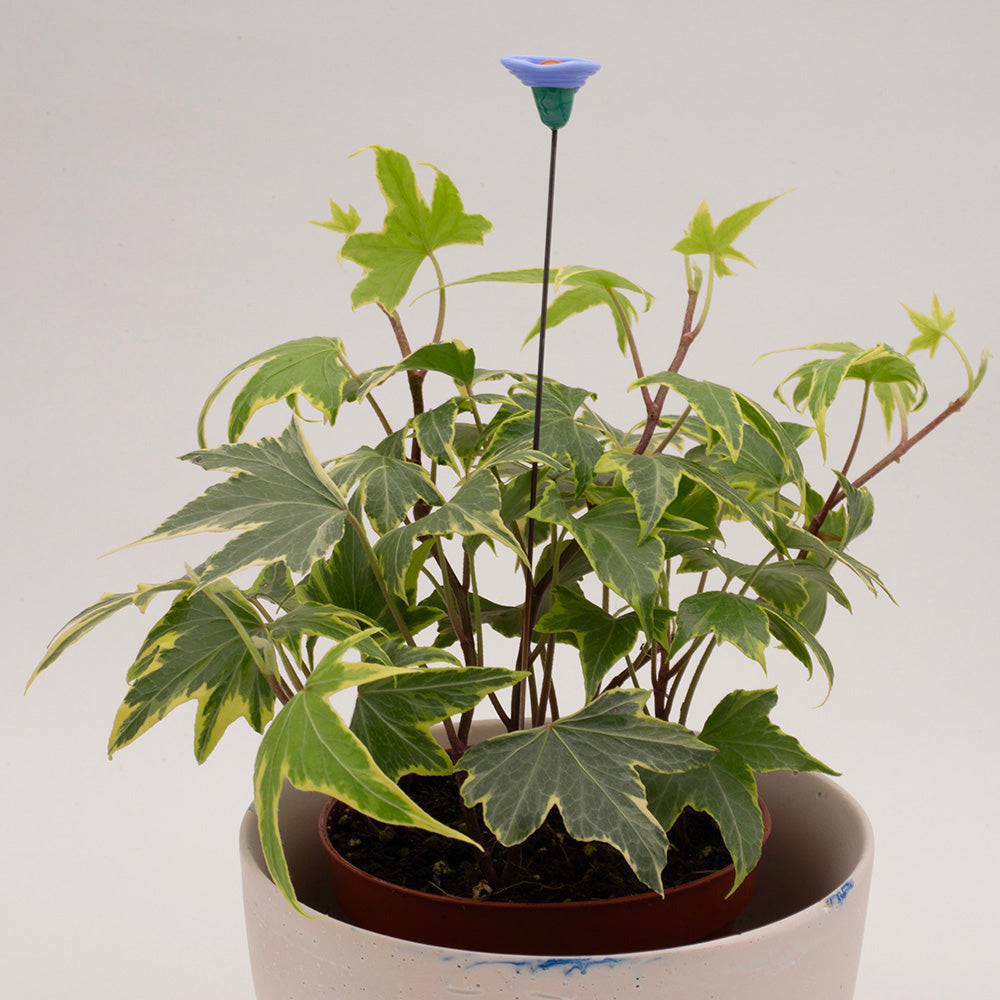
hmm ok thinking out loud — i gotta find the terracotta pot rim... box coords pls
[318,793,772,913]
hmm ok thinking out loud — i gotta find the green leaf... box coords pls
[351,667,524,780]
[534,586,641,700]
[375,470,524,597]
[664,456,787,552]
[646,689,836,890]
[903,294,955,357]
[266,603,380,646]
[328,446,444,534]
[594,452,684,541]
[484,386,603,495]
[310,199,361,235]
[227,338,354,442]
[108,585,275,763]
[459,690,714,893]
[533,488,665,637]
[674,592,770,668]
[341,147,491,312]
[412,399,461,467]
[699,688,837,774]
[254,645,476,915]
[642,752,762,891]
[834,472,874,548]
[399,340,477,384]
[777,519,891,598]
[136,420,348,586]
[761,604,835,688]
[772,343,926,457]
[672,196,780,277]
[296,493,439,636]
[28,579,191,687]
[196,337,353,446]
[633,372,744,461]
[449,265,654,354]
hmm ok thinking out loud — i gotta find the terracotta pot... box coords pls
[317,794,772,953]
[241,742,874,998]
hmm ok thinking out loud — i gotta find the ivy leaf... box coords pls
[533,488,665,637]
[903,294,955,357]
[254,644,477,916]
[351,667,525,780]
[534,586,641,700]
[664,457,787,552]
[777,519,891,598]
[340,147,491,312]
[771,343,926,458]
[375,470,524,597]
[459,690,714,893]
[28,579,191,687]
[412,399,461,467]
[673,592,771,668]
[135,420,348,586]
[328,446,444,534]
[196,337,353,445]
[834,472,875,548]
[296,493,440,636]
[647,689,836,890]
[448,265,654,354]
[353,341,479,403]
[642,752,762,892]
[699,688,837,775]
[594,452,684,541]
[108,584,275,763]
[762,604,835,689]
[672,196,780,277]
[633,372,744,461]
[310,198,361,235]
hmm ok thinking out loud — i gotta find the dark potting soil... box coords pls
[326,772,733,904]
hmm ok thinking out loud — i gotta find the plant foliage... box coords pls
[31,147,987,917]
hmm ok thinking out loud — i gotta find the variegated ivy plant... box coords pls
[31,146,988,914]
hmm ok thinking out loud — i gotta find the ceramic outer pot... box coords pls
[241,752,874,999]
[317,795,772,954]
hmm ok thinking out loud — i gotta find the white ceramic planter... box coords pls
[240,766,874,999]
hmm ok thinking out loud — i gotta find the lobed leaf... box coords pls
[253,647,476,915]
[351,666,524,780]
[534,586,641,700]
[459,690,714,893]
[135,420,348,586]
[340,147,491,312]
[108,584,275,763]
[28,579,191,687]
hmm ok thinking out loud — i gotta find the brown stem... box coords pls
[634,286,700,455]
[807,393,969,540]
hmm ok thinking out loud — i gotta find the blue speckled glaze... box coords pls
[825,877,855,908]
[462,956,628,977]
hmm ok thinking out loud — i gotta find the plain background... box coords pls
[4,1,998,996]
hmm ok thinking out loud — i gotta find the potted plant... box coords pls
[29,57,988,998]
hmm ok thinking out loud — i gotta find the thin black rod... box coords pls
[515,126,559,729]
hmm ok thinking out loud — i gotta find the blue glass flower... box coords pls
[501,55,600,129]
[500,55,601,89]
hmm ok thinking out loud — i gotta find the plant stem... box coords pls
[807,391,970,539]
[678,637,718,727]
[428,251,447,343]
[633,285,700,455]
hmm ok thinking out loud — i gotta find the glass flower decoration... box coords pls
[500,55,601,129]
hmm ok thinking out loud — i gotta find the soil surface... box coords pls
[325,772,733,904]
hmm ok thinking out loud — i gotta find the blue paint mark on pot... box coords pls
[463,957,626,977]
[826,878,855,908]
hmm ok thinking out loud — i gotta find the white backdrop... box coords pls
[4,2,998,997]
